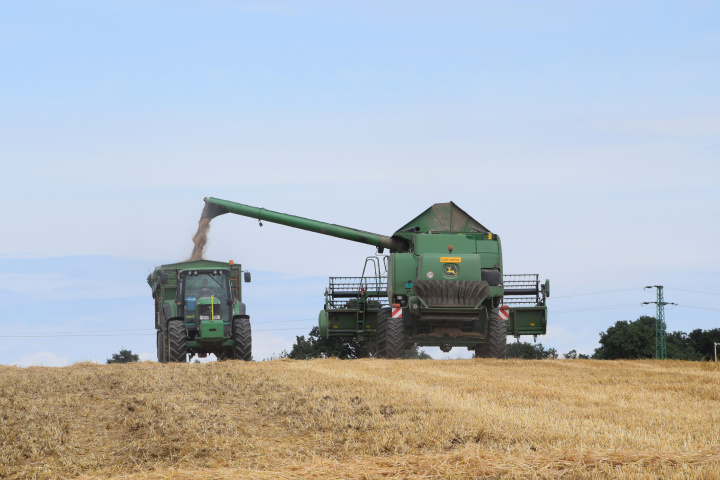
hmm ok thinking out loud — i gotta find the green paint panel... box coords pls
[509,307,547,336]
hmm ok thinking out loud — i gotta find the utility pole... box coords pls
[642,285,676,360]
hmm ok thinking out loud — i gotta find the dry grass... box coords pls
[1,359,719,479]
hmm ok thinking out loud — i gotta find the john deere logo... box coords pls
[444,264,458,277]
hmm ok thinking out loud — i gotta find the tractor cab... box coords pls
[179,269,231,340]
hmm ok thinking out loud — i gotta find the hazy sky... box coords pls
[1,1,718,365]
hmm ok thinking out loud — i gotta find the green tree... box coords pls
[564,349,590,359]
[563,349,578,359]
[404,344,432,359]
[287,327,373,359]
[688,328,720,360]
[506,342,550,359]
[593,316,707,360]
[287,327,432,359]
[107,348,140,364]
[593,316,656,359]
[666,331,703,360]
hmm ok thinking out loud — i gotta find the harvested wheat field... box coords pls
[1,359,719,479]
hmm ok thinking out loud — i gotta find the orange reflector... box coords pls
[229,260,234,265]
[392,303,400,308]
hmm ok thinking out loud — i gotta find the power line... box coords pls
[255,327,312,332]
[252,319,314,325]
[675,304,720,311]
[665,288,720,296]
[5,328,153,335]
[553,304,641,314]
[3,326,313,338]
[552,288,645,299]
[4,333,153,338]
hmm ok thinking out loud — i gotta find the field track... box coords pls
[1,358,719,479]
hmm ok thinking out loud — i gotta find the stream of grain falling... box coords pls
[189,217,212,261]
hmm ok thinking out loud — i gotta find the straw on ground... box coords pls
[1,358,719,479]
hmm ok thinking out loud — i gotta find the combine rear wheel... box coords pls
[375,307,390,358]
[487,308,507,358]
[386,316,406,359]
[233,316,252,361]
[167,320,187,362]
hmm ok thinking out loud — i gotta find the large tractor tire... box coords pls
[156,330,167,363]
[487,308,507,358]
[386,316,406,359]
[375,307,390,358]
[474,343,489,358]
[167,320,187,362]
[216,348,233,361]
[233,316,252,361]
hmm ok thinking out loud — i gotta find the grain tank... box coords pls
[201,198,548,358]
[148,259,252,362]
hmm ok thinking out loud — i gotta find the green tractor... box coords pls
[201,198,549,359]
[148,259,252,362]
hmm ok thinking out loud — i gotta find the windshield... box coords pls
[182,271,230,321]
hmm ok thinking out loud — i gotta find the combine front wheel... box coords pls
[233,316,252,361]
[167,320,187,362]
[375,307,390,358]
[487,308,507,359]
[386,317,406,359]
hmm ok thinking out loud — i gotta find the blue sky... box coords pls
[1,1,718,365]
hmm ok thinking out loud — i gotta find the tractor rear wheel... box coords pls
[167,320,187,362]
[156,330,167,363]
[375,307,390,358]
[487,308,507,358]
[386,317,406,359]
[233,316,252,361]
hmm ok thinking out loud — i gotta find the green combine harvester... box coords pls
[201,198,549,359]
[148,259,252,362]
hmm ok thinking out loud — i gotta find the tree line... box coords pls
[106,315,719,362]
[284,316,720,361]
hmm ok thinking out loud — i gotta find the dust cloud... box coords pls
[189,217,212,261]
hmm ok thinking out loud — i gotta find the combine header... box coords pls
[201,198,549,358]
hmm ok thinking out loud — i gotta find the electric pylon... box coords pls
[642,285,676,360]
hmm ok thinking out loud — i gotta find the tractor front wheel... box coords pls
[167,320,187,362]
[233,316,252,361]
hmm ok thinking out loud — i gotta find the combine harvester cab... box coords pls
[147,259,252,362]
[201,198,548,359]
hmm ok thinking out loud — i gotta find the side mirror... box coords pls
[160,273,169,285]
[244,271,251,283]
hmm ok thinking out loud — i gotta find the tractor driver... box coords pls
[198,277,217,298]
